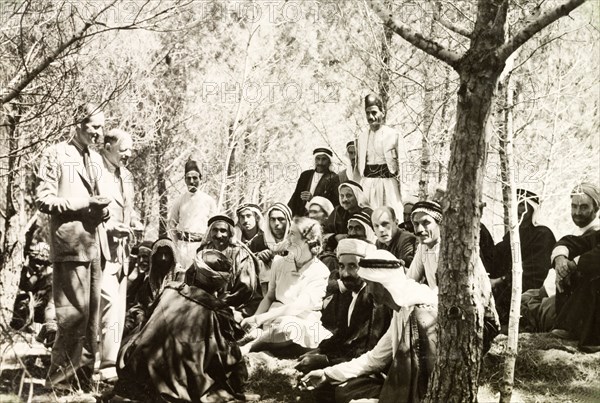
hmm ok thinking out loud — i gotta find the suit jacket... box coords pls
[98,154,136,268]
[319,286,392,365]
[288,169,340,217]
[36,141,110,263]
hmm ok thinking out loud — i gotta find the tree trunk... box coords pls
[498,80,511,234]
[378,13,393,115]
[156,131,168,238]
[0,106,25,325]
[499,69,523,403]
[425,63,504,402]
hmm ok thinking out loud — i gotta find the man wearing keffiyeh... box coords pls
[302,249,437,403]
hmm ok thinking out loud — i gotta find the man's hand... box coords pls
[298,348,320,361]
[300,369,328,390]
[296,354,329,374]
[241,316,258,332]
[300,191,312,201]
[108,223,132,238]
[554,256,570,279]
[256,249,273,263]
[89,196,111,209]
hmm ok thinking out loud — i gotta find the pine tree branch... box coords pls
[366,0,462,68]
[496,0,588,61]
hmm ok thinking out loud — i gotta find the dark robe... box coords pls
[480,223,495,275]
[324,206,373,236]
[115,282,247,402]
[314,306,437,403]
[198,242,258,312]
[288,169,340,217]
[491,224,556,324]
[376,229,416,268]
[554,230,600,347]
[319,287,392,366]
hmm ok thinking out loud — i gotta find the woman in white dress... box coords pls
[241,217,332,354]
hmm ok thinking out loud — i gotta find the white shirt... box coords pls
[168,190,217,234]
[309,172,324,195]
[406,243,440,290]
[347,284,366,327]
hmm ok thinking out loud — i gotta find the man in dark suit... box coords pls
[288,147,340,217]
[36,103,111,391]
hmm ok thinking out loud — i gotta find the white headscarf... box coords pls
[339,181,370,210]
[358,249,437,307]
[263,203,292,254]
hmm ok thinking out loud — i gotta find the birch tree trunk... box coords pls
[498,68,523,403]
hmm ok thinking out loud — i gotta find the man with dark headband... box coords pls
[234,203,264,245]
[302,249,437,403]
[338,140,359,183]
[491,189,556,325]
[288,147,340,217]
[199,214,258,314]
[115,249,257,402]
[408,200,499,352]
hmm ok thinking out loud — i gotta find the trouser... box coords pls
[100,261,127,368]
[47,259,102,386]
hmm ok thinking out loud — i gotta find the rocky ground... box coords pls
[1,331,599,402]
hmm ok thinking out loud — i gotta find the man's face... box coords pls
[338,254,364,293]
[269,210,288,240]
[403,203,414,223]
[372,210,398,245]
[308,205,327,224]
[76,112,105,147]
[412,212,440,247]
[210,222,231,251]
[314,155,331,174]
[238,209,257,232]
[154,246,173,268]
[138,248,151,273]
[365,106,384,130]
[571,193,597,228]
[185,172,201,193]
[347,221,367,241]
[339,187,358,212]
[365,280,400,311]
[105,136,133,167]
[517,202,533,224]
[347,145,356,167]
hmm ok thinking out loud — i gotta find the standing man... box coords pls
[97,129,136,381]
[356,94,408,216]
[36,103,111,391]
[168,160,217,269]
[288,147,340,217]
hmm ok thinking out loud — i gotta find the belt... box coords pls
[179,231,203,242]
[363,164,396,179]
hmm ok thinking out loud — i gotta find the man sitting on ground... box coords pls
[296,239,392,373]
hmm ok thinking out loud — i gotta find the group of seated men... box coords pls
[29,97,599,402]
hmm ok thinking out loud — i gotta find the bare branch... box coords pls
[432,3,473,39]
[496,0,588,61]
[366,0,462,68]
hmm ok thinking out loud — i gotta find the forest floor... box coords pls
[1,331,599,403]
